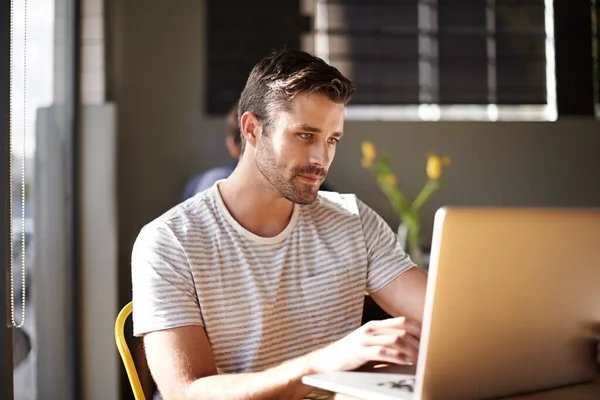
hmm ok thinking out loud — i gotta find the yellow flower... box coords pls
[384,173,397,186]
[361,141,376,168]
[426,154,443,180]
[426,153,451,180]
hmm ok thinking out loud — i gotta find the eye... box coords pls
[328,137,340,144]
[298,133,313,140]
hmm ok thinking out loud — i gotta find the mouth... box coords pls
[296,174,322,184]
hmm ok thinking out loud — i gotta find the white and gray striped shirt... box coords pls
[132,183,415,398]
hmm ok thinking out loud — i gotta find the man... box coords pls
[180,101,241,201]
[132,49,428,400]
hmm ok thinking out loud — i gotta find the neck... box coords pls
[218,154,295,238]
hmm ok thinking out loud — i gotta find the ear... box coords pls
[240,111,261,150]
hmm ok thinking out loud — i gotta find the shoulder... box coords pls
[139,187,221,245]
[301,192,367,225]
[314,191,360,214]
[307,192,380,227]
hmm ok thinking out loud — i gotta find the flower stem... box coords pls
[411,179,440,212]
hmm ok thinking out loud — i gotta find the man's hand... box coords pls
[309,317,421,374]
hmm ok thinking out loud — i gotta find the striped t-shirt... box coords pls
[132,183,415,397]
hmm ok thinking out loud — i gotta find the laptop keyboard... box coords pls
[377,378,416,393]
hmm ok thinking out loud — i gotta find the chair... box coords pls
[115,301,145,400]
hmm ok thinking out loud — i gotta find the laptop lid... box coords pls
[415,207,600,400]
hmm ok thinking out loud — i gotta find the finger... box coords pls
[362,334,420,363]
[364,328,419,352]
[365,317,409,329]
[365,345,417,365]
[403,319,422,339]
[365,319,422,339]
[362,333,403,347]
[368,326,420,340]
[399,334,420,361]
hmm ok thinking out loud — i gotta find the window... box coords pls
[2,0,78,398]
[8,0,50,397]
[303,0,556,121]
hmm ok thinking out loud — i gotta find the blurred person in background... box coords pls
[181,101,242,201]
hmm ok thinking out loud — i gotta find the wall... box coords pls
[335,120,600,243]
[81,104,119,400]
[108,0,207,302]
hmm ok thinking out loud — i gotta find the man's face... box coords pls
[255,92,345,204]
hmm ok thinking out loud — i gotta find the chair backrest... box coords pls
[115,301,145,400]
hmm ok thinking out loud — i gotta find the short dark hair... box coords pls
[238,49,355,154]
[225,100,241,150]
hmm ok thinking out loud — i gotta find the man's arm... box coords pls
[144,325,316,400]
[370,267,428,323]
[144,318,422,400]
[355,199,427,324]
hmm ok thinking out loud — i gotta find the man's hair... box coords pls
[225,100,241,151]
[238,49,355,154]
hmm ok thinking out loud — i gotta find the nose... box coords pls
[309,141,332,168]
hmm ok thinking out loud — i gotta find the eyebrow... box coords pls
[298,124,344,137]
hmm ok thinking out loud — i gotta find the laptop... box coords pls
[303,207,600,399]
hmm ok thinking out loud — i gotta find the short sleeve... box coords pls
[131,221,203,336]
[357,199,416,293]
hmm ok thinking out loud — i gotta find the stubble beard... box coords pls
[255,138,324,205]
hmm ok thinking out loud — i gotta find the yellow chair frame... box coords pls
[115,301,145,400]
